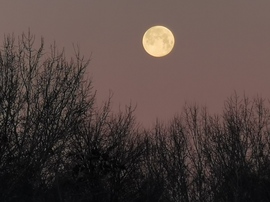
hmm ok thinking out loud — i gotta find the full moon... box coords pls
[142,25,175,57]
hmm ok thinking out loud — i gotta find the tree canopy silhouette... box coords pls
[0,32,270,202]
[0,32,94,201]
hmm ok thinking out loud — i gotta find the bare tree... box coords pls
[66,101,145,202]
[0,32,94,202]
[2,32,270,202]
[143,95,270,202]
[202,94,270,201]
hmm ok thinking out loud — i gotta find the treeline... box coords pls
[0,33,270,202]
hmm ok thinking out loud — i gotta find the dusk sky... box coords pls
[1,1,270,127]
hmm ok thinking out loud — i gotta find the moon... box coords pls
[142,25,175,57]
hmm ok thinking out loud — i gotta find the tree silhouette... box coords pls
[0,32,94,202]
[1,32,270,202]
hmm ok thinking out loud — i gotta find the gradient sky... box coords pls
[1,1,270,127]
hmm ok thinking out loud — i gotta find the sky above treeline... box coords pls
[1,1,270,127]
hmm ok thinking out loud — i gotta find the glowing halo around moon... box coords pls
[142,25,175,57]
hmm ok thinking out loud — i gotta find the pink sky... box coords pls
[1,1,270,127]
